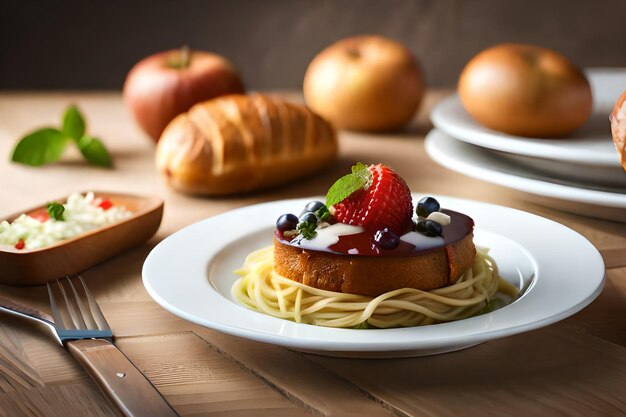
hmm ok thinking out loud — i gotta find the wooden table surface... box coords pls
[0,91,625,417]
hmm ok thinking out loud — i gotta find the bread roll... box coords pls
[156,94,338,195]
[610,90,626,172]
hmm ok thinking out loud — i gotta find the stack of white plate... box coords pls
[425,68,626,222]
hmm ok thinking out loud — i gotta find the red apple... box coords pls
[303,35,424,132]
[123,47,245,142]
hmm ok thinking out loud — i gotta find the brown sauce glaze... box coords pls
[278,209,474,257]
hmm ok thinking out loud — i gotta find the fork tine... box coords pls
[66,276,98,329]
[77,274,111,331]
[57,278,86,330]
[46,282,66,329]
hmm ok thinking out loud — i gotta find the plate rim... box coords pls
[430,94,619,167]
[424,129,626,209]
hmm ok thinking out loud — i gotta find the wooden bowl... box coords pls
[0,191,164,286]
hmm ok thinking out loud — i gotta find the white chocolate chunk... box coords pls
[400,231,443,248]
[426,211,451,226]
[295,223,363,251]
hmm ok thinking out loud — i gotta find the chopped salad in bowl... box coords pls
[0,192,132,250]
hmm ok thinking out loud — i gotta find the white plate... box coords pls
[142,197,605,358]
[430,68,625,168]
[492,151,626,188]
[425,129,626,222]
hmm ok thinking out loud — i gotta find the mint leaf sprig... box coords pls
[11,105,113,168]
[325,162,371,208]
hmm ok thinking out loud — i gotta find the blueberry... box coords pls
[423,220,442,237]
[299,212,318,224]
[416,196,440,218]
[415,220,428,233]
[276,213,298,232]
[304,201,325,213]
[374,228,400,250]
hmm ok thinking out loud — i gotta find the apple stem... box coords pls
[180,45,191,68]
[167,45,192,69]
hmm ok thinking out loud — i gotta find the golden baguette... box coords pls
[156,94,338,195]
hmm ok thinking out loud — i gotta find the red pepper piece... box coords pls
[98,199,114,210]
[31,212,50,222]
[15,239,25,250]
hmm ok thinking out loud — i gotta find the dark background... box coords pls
[2,0,625,90]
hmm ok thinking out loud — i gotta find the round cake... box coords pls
[270,163,477,297]
[273,210,475,297]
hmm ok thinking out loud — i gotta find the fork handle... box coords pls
[67,339,178,417]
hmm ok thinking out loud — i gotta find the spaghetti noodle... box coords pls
[232,246,516,328]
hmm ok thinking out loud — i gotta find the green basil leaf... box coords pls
[11,128,69,166]
[62,106,86,139]
[77,135,113,167]
[47,202,65,221]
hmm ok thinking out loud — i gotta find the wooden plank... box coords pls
[306,327,626,417]
[15,327,87,385]
[99,301,395,415]
[0,383,115,417]
[562,268,626,347]
[116,332,312,417]
[99,301,188,337]
[0,315,83,387]
[0,324,43,392]
[0,314,117,416]
[601,247,626,269]
[194,328,396,417]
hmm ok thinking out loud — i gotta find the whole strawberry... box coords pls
[326,163,413,234]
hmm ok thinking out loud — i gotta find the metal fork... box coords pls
[46,275,113,343]
[0,275,178,417]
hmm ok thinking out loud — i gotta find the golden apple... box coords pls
[303,35,424,132]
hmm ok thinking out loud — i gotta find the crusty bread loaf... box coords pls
[611,90,626,172]
[273,234,476,297]
[156,94,338,195]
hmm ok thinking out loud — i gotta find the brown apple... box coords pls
[123,47,245,142]
[458,43,592,137]
[303,35,424,132]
